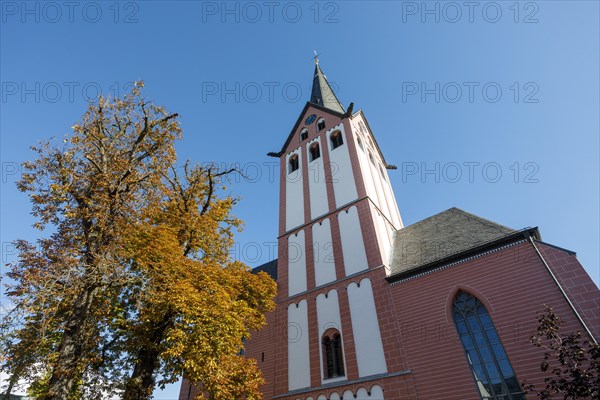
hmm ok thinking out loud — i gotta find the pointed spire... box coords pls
[310,56,345,114]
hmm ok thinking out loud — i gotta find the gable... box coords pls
[268,102,346,157]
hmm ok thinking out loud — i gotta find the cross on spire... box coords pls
[313,50,319,65]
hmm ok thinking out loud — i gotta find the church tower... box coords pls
[267,59,407,399]
[181,58,600,400]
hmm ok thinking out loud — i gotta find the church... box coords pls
[180,62,599,400]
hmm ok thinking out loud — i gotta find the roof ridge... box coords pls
[450,207,516,234]
[398,207,465,230]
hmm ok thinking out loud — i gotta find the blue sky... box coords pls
[1,1,598,398]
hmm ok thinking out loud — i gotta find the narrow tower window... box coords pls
[288,154,299,174]
[300,129,308,141]
[322,331,345,379]
[368,151,375,166]
[357,136,364,151]
[309,143,321,162]
[359,121,367,133]
[453,291,524,400]
[317,118,326,131]
[330,131,344,150]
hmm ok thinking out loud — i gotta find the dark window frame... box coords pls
[309,143,321,162]
[330,131,344,150]
[288,154,299,174]
[300,129,308,141]
[453,291,525,400]
[322,331,345,379]
[317,118,326,131]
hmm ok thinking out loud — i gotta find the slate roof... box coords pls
[252,259,278,281]
[389,208,518,277]
[310,63,345,114]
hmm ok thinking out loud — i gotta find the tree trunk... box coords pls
[122,346,161,400]
[44,285,99,400]
[122,312,173,400]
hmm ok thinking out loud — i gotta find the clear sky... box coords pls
[1,1,598,398]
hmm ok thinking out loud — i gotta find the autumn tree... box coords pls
[0,83,276,400]
[119,163,276,400]
[523,306,599,399]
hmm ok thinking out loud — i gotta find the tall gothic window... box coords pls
[453,291,525,400]
[322,331,345,379]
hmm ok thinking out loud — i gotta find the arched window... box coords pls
[330,131,344,150]
[300,129,308,141]
[322,331,345,379]
[453,291,524,400]
[288,154,299,174]
[309,143,321,162]
[317,118,326,131]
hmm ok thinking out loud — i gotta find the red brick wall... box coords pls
[244,310,278,399]
[271,297,289,395]
[536,241,600,339]
[178,377,194,400]
[387,240,599,400]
